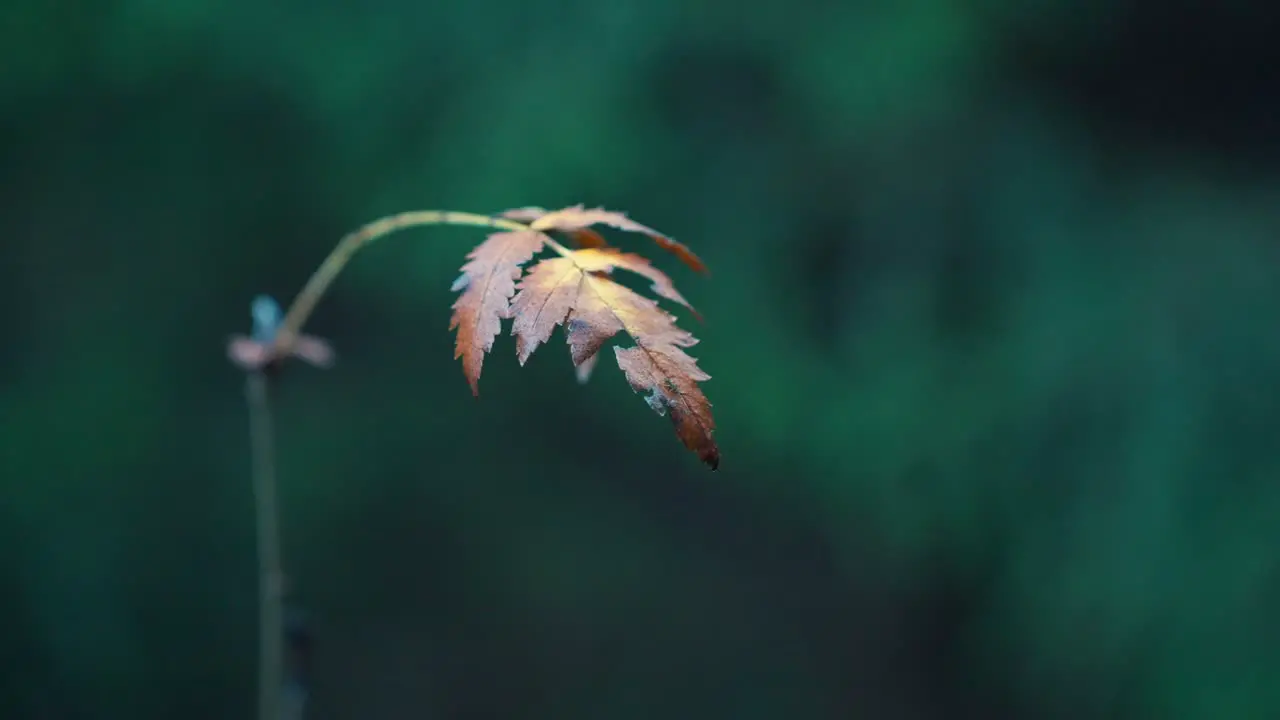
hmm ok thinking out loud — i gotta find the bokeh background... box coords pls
[4,1,1280,718]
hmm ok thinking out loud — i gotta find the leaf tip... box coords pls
[703,449,720,471]
[574,352,599,384]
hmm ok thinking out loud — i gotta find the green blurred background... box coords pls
[3,0,1280,717]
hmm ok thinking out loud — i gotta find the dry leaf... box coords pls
[508,247,718,468]
[614,345,716,469]
[448,230,546,395]
[504,204,708,274]
[256,203,720,468]
[500,206,611,251]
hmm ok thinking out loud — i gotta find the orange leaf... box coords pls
[506,254,582,365]
[237,203,720,470]
[448,230,547,395]
[508,247,717,467]
[567,227,610,250]
[508,204,709,274]
[615,345,718,469]
[499,206,612,251]
[581,247,702,321]
[509,248,698,363]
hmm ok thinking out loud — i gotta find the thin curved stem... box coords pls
[246,371,283,720]
[245,209,573,719]
[272,211,569,355]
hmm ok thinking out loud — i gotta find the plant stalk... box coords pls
[246,371,284,720]
[272,210,560,357]
[241,209,563,719]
